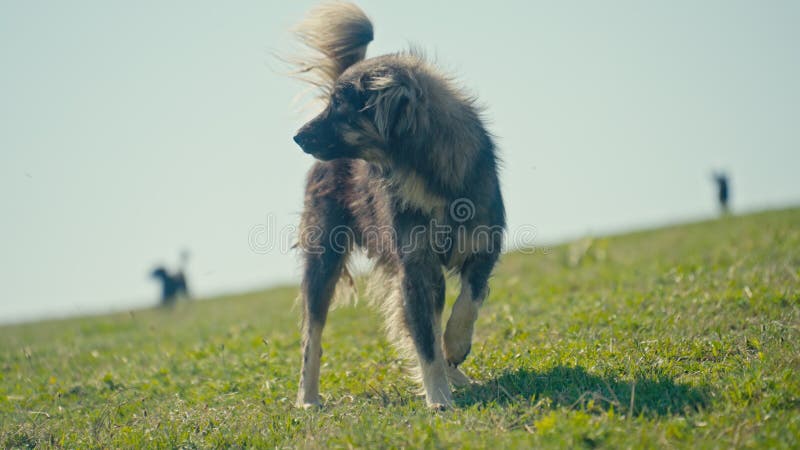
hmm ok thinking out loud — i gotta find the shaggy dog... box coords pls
[289,2,505,409]
[150,266,189,306]
[150,251,191,306]
[712,172,730,214]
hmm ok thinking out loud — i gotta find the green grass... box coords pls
[2,208,799,448]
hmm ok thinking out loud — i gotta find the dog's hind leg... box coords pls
[444,253,498,380]
[296,205,350,408]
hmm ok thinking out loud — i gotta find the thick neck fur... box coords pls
[385,131,499,218]
[383,55,493,200]
[346,54,500,217]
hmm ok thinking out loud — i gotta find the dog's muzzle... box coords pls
[293,131,314,154]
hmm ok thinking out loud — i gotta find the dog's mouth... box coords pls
[294,133,329,158]
[293,134,350,161]
[294,142,337,161]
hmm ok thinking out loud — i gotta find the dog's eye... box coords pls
[331,95,349,115]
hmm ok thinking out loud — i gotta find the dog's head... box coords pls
[151,267,168,280]
[293,60,424,164]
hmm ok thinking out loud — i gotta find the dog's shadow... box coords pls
[455,365,709,416]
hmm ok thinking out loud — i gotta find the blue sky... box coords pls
[2,1,799,323]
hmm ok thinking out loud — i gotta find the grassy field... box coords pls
[1,208,799,448]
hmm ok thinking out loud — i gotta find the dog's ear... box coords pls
[364,72,421,141]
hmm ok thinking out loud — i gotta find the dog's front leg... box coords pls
[401,259,453,409]
[444,253,497,379]
[298,321,324,408]
[296,243,346,408]
[442,276,481,387]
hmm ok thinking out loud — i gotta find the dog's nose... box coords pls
[294,130,314,146]
[293,132,315,154]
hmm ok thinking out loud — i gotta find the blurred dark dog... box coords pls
[712,172,730,214]
[289,3,505,409]
[150,251,190,306]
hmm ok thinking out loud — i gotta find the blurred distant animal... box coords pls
[288,3,505,409]
[150,251,191,306]
[712,172,730,214]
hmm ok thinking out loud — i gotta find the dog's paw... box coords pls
[427,402,450,411]
[443,330,472,366]
[424,386,454,410]
[426,394,454,411]
[298,400,321,410]
[446,364,474,388]
[443,308,475,365]
[297,400,322,410]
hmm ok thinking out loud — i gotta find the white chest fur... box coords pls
[388,169,447,217]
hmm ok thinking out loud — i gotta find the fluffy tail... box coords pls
[178,249,190,272]
[291,2,373,96]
